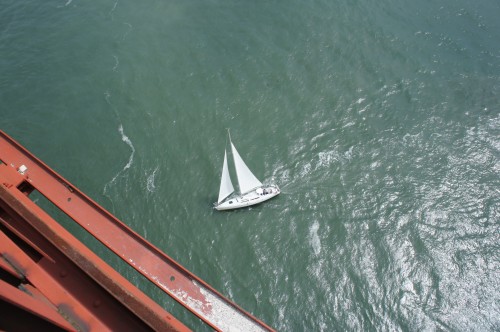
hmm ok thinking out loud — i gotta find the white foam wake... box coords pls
[146,166,159,192]
[103,124,135,196]
[109,0,118,20]
[103,93,136,197]
[122,22,133,41]
[118,124,135,170]
[112,55,119,71]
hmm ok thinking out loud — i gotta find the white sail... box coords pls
[231,142,262,194]
[218,150,234,203]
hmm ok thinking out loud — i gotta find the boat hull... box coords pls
[215,185,280,211]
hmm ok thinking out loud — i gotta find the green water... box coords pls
[1,0,499,330]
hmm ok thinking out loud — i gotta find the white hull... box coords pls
[215,185,280,211]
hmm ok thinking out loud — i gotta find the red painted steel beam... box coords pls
[0,184,189,332]
[0,254,21,279]
[0,278,76,331]
[0,130,273,331]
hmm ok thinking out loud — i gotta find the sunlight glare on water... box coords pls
[1,0,499,330]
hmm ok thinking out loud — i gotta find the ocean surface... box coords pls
[1,0,499,330]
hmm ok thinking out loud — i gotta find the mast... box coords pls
[227,128,232,146]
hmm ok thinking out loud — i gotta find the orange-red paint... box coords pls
[0,130,273,331]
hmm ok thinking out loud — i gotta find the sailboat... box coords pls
[214,132,280,211]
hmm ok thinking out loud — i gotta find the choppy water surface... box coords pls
[1,0,499,330]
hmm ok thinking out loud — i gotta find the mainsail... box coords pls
[231,142,262,194]
[218,150,234,203]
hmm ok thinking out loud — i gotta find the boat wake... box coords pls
[103,124,135,196]
[109,0,119,20]
[103,92,136,202]
[118,124,135,171]
[121,22,133,41]
[112,55,119,71]
[107,0,133,41]
[146,166,159,193]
